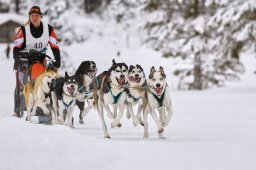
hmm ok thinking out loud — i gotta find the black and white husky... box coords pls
[75,61,97,124]
[126,64,147,126]
[143,66,173,139]
[95,59,128,138]
[52,72,78,127]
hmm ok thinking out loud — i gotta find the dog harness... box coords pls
[150,89,165,108]
[109,89,124,104]
[60,95,76,110]
[77,83,93,101]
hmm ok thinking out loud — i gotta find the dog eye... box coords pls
[138,71,141,73]
[123,70,127,72]
[48,76,51,78]
[152,78,156,81]
[160,78,163,81]
[116,70,120,73]
[132,71,135,73]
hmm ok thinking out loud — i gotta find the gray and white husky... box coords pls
[52,72,78,127]
[143,66,173,139]
[126,64,147,126]
[94,59,128,138]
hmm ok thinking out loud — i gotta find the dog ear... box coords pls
[150,66,156,73]
[112,59,116,65]
[65,71,69,78]
[159,66,164,73]
[129,65,134,73]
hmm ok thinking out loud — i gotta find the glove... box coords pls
[27,52,45,65]
[53,60,60,69]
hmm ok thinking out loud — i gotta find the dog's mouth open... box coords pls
[87,69,97,79]
[116,77,126,86]
[154,86,163,96]
[67,86,75,95]
[129,76,141,84]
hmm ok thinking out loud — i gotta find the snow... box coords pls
[0,13,26,25]
[1,14,256,170]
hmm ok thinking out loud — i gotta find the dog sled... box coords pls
[14,49,55,124]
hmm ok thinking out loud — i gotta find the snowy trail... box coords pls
[0,44,256,170]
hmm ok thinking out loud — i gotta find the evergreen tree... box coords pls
[143,0,253,90]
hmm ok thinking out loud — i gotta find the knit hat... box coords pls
[28,6,43,15]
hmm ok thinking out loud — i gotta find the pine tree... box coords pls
[143,0,252,90]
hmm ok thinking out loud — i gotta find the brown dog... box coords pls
[23,69,59,124]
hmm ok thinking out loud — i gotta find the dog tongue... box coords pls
[118,79,125,86]
[135,78,140,83]
[129,76,140,83]
[155,87,162,95]
[129,76,135,82]
[89,71,95,78]
[67,86,75,95]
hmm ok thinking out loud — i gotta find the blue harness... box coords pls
[60,96,76,110]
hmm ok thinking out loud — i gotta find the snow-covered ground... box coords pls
[0,36,256,170]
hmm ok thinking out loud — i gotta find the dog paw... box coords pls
[140,121,144,126]
[51,118,57,125]
[143,134,149,138]
[159,136,166,139]
[162,122,168,127]
[65,122,73,128]
[158,128,164,133]
[117,123,122,128]
[133,119,140,127]
[104,135,111,139]
[79,119,84,124]
[59,119,64,125]
[111,122,116,128]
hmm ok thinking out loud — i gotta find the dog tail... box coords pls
[92,78,99,110]
[92,89,98,110]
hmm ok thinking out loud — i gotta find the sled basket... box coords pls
[30,62,45,80]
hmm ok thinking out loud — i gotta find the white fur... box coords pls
[126,65,147,126]
[97,65,128,138]
[143,67,173,139]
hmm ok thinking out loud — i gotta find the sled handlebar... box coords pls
[18,53,55,62]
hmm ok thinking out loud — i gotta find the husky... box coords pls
[143,66,173,139]
[52,72,78,127]
[125,64,147,126]
[23,69,59,123]
[75,61,97,124]
[95,59,128,138]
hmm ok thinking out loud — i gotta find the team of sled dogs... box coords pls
[23,59,173,139]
